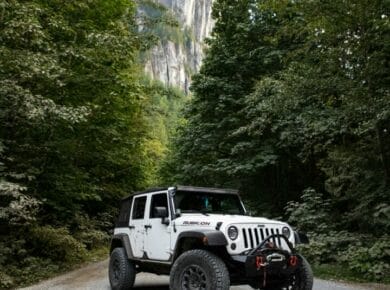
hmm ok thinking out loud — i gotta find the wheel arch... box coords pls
[173,230,229,262]
[110,233,134,259]
[170,249,231,290]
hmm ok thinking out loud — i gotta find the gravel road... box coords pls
[20,259,389,290]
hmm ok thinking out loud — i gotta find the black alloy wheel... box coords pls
[181,264,208,290]
[170,249,230,290]
[108,247,136,290]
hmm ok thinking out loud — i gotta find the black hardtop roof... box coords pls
[121,185,239,201]
[176,185,239,195]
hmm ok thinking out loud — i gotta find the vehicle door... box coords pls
[129,195,148,258]
[144,191,172,261]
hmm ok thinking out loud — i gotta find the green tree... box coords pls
[240,0,390,230]
[168,0,289,187]
[0,0,184,287]
[167,0,389,281]
[0,0,147,222]
[169,0,389,223]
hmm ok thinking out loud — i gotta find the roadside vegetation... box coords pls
[163,0,389,284]
[0,0,388,288]
[0,0,184,288]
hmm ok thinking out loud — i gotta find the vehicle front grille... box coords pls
[239,225,290,251]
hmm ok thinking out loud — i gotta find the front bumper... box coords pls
[230,234,301,287]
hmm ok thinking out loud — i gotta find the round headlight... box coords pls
[228,226,239,240]
[282,226,291,239]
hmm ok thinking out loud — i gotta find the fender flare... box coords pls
[294,231,309,244]
[177,230,228,246]
[173,230,228,261]
[110,233,134,259]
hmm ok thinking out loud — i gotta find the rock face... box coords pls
[144,0,214,93]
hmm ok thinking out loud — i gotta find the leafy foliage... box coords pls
[30,226,87,263]
[0,0,185,288]
[166,0,389,281]
[286,189,390,281]
[0,0,388,286]
[0,181,40,225]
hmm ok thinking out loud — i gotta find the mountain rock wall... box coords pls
[144,0,214,93]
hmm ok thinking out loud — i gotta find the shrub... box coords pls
[29,226,87,263]
[297,231,360,264]
[7,256,60,287]
[70,213,111,250]
[285,188,333,233]
[75,229,110,250]
[287,188,390,282]
[0,271,14,289]
[341,237,390,281]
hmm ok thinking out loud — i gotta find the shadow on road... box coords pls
[133,287,169,290]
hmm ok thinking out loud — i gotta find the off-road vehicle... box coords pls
[109,186,313,290]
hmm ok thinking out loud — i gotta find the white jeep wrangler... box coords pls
[109,186,313,290]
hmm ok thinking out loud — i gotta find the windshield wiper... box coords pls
[182,210,209,216]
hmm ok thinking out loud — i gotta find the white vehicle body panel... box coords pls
[172,214,294,255]
[144,191,172,261]
[114,188,295,263]
[129,194,148,258]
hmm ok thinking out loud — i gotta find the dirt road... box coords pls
[20,259,389,290]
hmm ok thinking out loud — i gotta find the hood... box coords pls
[174,213,287,228]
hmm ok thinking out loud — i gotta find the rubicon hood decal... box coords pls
[182,221,211,226]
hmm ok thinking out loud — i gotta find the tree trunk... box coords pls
[377,117,390,185]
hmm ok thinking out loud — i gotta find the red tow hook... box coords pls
[256,256,264,269]
[289,255,298,267]
[256,256,267,288]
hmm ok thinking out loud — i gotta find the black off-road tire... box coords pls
[283,256,313,290]
[251,256,313,290]
[109,247,135,290]
[170,249,230,290]
[290,256,313,290]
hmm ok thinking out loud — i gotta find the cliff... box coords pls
[143,0,214,93]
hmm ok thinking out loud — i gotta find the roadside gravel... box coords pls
[20,259,390,290]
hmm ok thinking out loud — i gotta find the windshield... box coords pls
[174,191,245,215]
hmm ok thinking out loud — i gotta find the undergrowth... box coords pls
[287,189,390,283]
[0,214,110,289]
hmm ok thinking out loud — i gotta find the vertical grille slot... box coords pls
[260,228,265,240]
[235,225,291,252]
[276,229,281,247]
[242,228,248,248]
[254,228,259,245]
[248,228,254,248]
[270,228,276,245]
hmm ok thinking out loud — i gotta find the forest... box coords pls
[0,0,389,288]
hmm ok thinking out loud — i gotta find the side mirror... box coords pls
[154,206,168,218]
[154,206,170,225]
[175,208,182,217]
[294,231,309,244]
[162,217,170,226]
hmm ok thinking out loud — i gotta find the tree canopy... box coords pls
[166,0,389,281]
[0,0,388,286]
[0,0,185,287]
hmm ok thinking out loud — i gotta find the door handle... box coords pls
[129,225,135,229]
[144,225,152,229]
